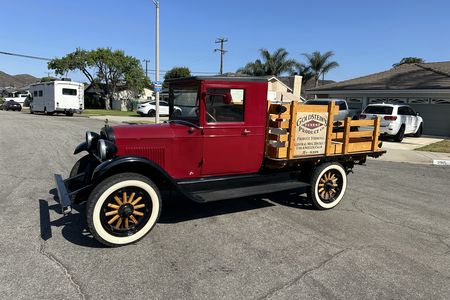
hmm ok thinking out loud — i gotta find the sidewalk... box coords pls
[371,136,450,165]
[84,115,169,124]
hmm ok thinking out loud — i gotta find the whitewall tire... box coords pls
[86,173,161,247]
[309,162,347,210]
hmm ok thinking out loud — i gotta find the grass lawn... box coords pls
[416,140,450,153]
[82,109,140,117]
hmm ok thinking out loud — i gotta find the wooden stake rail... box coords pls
[266,101,381,160]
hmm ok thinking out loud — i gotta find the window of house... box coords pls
[62,88,77,96]
[408,98,429,104]
[206,88,245,123]
[369,98,387,104]
[39,91,43,97]
[430,98,450,104]
[388,98,407,104]
[33,91,38,97]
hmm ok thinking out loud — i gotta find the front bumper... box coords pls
[54,174,73,214]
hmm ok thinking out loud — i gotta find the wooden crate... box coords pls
[266,101,381,159]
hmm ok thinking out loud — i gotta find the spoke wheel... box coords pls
[309,162,347,210]
[100,188,152,237]
[318,170,342,204]
[87,173,161,247]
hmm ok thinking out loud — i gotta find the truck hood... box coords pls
[113,122,180,140]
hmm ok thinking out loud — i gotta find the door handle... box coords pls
[243,129,251,135]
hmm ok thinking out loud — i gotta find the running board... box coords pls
[188,180,309,203]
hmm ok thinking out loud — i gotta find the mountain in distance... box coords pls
[0,71,39,88]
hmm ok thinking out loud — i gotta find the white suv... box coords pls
[359,104,423,142]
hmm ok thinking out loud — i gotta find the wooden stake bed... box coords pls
[266,101,382,160]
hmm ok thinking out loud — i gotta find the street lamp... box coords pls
[152,0,160,123]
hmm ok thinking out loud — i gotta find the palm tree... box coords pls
[302,51,339,87]
[237,48,297,76]
[290,62,314,84]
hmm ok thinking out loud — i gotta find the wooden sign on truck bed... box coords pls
[266,101,381,160]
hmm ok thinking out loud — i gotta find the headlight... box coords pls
[97,139,117,161]
[86,131,99,150]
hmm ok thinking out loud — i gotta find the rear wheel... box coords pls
[393,125,405,142]
[65,111,74,117]
[309,162,347,210]
[86,173,161,247]
[414,123,423,137]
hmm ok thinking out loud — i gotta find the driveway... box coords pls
[1,111,449,299]
[375,136,450,165]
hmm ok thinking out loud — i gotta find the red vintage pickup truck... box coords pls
[55,76,385,246]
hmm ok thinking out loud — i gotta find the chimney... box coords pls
[292,75,302,100]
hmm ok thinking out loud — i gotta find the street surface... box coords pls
[1,110,449,299]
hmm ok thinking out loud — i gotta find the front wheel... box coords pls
[147,110,156,117]
[309,162,347,210]
[86,173,161,247]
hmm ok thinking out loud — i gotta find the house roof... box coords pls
[308,61,450,92]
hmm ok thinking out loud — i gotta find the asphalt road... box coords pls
[1,110,449,299]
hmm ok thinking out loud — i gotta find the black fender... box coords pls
[91,156,178,190]
[74,142,88,155]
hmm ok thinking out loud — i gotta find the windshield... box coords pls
[363,106,393,114]
[169,86,199,124]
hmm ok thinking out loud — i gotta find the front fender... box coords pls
[91,156,176,186]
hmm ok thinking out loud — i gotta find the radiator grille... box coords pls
[124,147,165,167]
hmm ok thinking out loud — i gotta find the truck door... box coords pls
[201,84,266,176]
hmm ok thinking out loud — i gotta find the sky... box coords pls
[1,0,450,83]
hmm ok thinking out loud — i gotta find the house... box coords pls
[279,77,335,100]
[306,62,450,136]
[267,76,302,102]
[84,83,154,110]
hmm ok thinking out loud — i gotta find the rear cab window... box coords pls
[363,106,393,115]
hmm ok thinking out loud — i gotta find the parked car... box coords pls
[304,98,360,121]
[359,104,423,142]
[137,100,182,117]
[2,100,22,111]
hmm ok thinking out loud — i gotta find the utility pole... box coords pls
[214,37,228,75]
[152,0,160,123]
[143,59,150,79]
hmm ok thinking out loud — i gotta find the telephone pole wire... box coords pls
[214,37,228,75]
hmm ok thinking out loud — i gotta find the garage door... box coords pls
[410,99,450,136]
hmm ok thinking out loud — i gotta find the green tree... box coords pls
[237,48,296,76]
[290,62,314,84]
[48,48,146,110]
[40,77,53,82]
[302,51,339,87]
[164,67,191,81]
[393,57,425,68]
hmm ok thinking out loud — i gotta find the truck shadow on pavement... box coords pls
[40,188,313,248]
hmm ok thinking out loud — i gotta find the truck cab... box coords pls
[113,76,268,179]
[55,76,384,247]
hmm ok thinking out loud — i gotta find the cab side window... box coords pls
[206,88,245,123]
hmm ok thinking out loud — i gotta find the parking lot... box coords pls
[1,110,449,299]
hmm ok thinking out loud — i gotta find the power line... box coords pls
[0,50,219,76]
[0,51,51,61]
[214,37,228,75]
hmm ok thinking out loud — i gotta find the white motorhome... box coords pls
[29,80,84,116]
